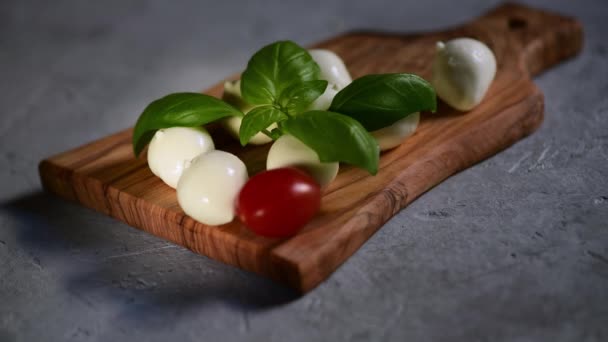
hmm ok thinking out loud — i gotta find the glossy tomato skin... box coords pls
[237,168,321,238]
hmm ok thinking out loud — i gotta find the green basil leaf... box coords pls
[241,40,321,105]
[269,127,283,140]
[329,73,436,131]
[281,110,380,174]
[132,92,242,156]
[278,80,328,115]
[239,105,288,146]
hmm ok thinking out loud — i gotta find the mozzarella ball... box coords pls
[147,127,214,188]
[371,113,420,151]
[431,38,496,111]
[308,49,352,90]
[221,80,275,145]
[177,150,248,226]
[267,134,339,187]
[221,79,256,113]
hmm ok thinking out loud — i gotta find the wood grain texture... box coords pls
[39,3,583,292]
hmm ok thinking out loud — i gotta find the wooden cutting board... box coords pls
[39,3,582,293]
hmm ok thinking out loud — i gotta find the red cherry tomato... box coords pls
[237,168,321,238]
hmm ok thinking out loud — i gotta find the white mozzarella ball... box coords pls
[267,134,338,187]
[177,150,248,226]
[371,113,420,151]
[147,127,214,188]
[308,49,352,90]
[432,38,496,111]
[221,80,275,145]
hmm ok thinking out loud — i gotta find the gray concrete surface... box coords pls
[1,0,607,341]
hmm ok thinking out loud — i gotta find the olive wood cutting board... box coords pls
[39,3,583,292]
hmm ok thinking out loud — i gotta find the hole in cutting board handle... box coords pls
[508,17,527,30]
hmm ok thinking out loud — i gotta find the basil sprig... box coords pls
[132,93,242,156]
[237,41,328,143]
[131,40,437,175]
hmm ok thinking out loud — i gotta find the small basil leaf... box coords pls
[132,92,242,156]
[239,105,288,146]
[269,127,283,140]
[278,80,328,115]
[281,110,380,174]
[329,73,436,131]
[241,40,321,105]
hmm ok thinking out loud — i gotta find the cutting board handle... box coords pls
[475,3,583,76]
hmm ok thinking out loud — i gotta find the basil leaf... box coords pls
[329,73,436,131]
[269,127,283,140]
[241,40,321,105]
[132,92,242,156]
[278,80,328,115]
[281,110,380,174]
[239,105,288,146]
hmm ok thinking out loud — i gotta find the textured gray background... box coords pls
[1,0,607,341]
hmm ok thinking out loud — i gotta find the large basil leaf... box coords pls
[239,105,288,146]
[240,41,321,105]
[329,73,436,131]
[132,92,242,156]
[281,110,380,174]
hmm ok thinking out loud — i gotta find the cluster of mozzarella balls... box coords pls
[147,38,496,227]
